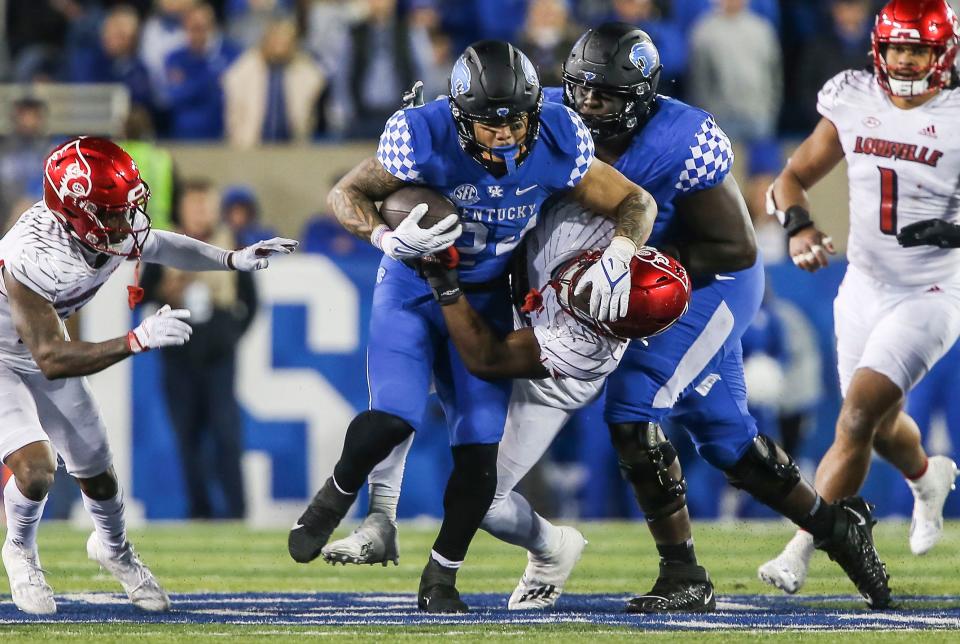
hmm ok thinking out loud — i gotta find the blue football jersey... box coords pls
[376,98,595,281]
[543,87,733,248]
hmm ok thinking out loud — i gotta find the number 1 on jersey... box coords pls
[878,167,898,236]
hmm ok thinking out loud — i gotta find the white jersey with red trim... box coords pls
[818,70,960,287]
[0,202,138,371]
[513,197,628,410]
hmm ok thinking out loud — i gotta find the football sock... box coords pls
[333,411,414,493]
[481,489,561,558]
[430,549,462,569]
[656,539,697,566]
[368,483,399,521]
[82,487,127,554]
[796,495,838,542]
[4,477,46,551]
[432,443,498,564]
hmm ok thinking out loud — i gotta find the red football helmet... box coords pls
[872,0,960,97]
[552,246,691,340]
[43,136,151,256]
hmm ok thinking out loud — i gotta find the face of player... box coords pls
[99,208,136,246]
[472,115,529,160]
[884,43,936,81]
[570,85,627,118]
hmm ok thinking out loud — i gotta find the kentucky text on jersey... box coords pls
[853,136,943,167]
[462,203,537,222]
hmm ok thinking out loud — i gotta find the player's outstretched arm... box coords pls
[140,231,298,271]
[327,157,406,242]
[4,268,192,379]
[672,174,758,275]
[421,258,547,380]
[769,117,844,272]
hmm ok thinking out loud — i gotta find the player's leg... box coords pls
[482,381,587,609]
[321,434,413,565]
[161,363,210,518]
[288,267,435,564]
[27,372,170,611]
[204,354,246,519]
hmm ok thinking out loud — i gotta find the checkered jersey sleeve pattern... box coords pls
[376,110,423,183]
[562,105,595,188]
[674,117,733,194]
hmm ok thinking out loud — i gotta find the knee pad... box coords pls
[723,434,801,504]
[334,410,415,493]
[609,422,687,522]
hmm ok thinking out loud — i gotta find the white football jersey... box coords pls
[513,197,627,410]
[818,70,960,287]
[0,202,139,371]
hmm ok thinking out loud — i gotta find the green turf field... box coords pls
[4,519,959,641]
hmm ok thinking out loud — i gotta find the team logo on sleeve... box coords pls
[453,183,480,205]
[451,56,471,97]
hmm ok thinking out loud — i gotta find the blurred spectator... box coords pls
[329,0,435,138]
[772,297,824,459]
[164,3,241,139]
[0,98,52,225]
[673,0,781,34]
[795,0,873,129]
[141,0,195,108]
[225,0,293,48]
[221,184,277,246]
[68,6,154,119]
[608,0,688,94]
[303,0,356,76]
[222,17,326,147]
[141,178,257,519]
[421,27,455,101]
[7,0,102,83]
[516,0,581,88]
[688,0,782,145]
[119,109,178,231]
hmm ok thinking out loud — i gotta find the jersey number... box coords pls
[878,167,898,236]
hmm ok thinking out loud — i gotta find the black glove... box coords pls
[419,249,461,305]
[897,219,960,248]
[401,80,425,109]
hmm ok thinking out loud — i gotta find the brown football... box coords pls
[379,186,459,230]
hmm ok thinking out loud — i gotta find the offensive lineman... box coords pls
[762,0,960,594]
[0,137,297,614]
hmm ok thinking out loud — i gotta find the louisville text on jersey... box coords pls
[853,136,943,167]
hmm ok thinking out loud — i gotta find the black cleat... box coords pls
[626,562,716,614]
[815,496,892,610]
[418,558,469,613]
[287,478,354,564]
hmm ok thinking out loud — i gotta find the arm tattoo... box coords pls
[327,157,406,242]
[614,191,656,246]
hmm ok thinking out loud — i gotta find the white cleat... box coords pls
[758,530,814,595]
[908,456,959,556]
[2,540,56,615]
[86,532,171,612]
[322,512,399,566]
[508,526,586,610]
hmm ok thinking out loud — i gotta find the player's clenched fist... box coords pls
[127,304,193,353]
[574,236,636,322]
[228,237,299,271]
[788,226,835,273]
[373,203,462,261]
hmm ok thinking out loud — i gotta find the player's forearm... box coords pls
[327,157,400,242]
[141,230,231,271]
[441,300,544,380]
[612,190,656,246]
[32,337,132,380]
[772,167,812,213]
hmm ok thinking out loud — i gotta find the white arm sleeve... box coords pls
[139,230,232,271]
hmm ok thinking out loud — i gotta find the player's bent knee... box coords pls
[76,467,119,500]
[723,434,801,505]
[5,442,56,500]
[609,422,688,521]
[836,405,879,445]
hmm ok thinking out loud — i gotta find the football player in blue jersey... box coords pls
[540,23,890,611]
[287,40,660,613]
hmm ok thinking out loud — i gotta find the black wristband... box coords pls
[783,206,814,237]
[433,283,462,305]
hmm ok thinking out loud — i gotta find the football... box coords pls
[379,186,459,230]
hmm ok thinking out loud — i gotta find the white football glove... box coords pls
[127,304,192,354]
[372,203,461,260]
[229,237,299,271]
[574,236,637,323]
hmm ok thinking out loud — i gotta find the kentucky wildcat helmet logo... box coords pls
[520,52,539,87]
[629,42,654,72]
[451,56,471,97]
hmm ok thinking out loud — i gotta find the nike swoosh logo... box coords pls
[516,185,538,195]
[291,523,305,530]
[847,508,867,527]
[715,275,736,281]
[703,588,714,604]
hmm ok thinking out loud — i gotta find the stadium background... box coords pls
[1,0,959,527]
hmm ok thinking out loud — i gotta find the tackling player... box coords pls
[0,137,297,615]
[762,0,960,594]
[287,40,660,613]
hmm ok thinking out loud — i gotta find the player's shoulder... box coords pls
[1,203,88,295]
[643,96,720,152]
[538,101,592,157]
[378,99,455,182]
[542,85,564,105]
[818,69,879,115]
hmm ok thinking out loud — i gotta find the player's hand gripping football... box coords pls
[574,236,636,322]
[229,237,299,271]
[897,219,960,249]
[127,304,192,354]
[789,226,835,273]
[419,248,462,305]
[375,203,461,261]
